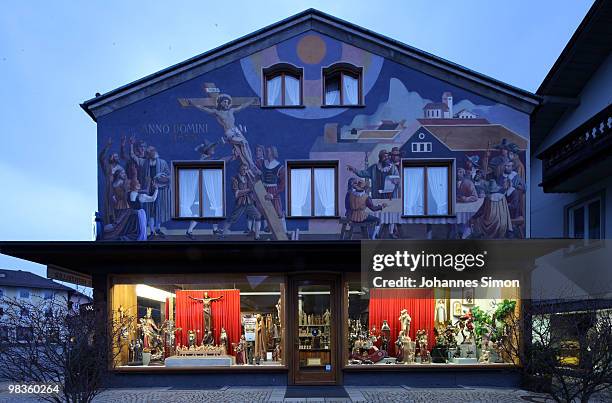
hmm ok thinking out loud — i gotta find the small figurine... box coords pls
[220,327,228,353]
[479,349,491,363]
[399,309,411,336]
[188,330,197,347]
[323,309,331,326]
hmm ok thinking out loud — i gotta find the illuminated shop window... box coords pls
[110,274,286,368]
[263,64,303,107]
[403,160,453,216]
[173,161,225,219]
[287,161,338,218]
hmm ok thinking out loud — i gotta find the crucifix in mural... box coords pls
[179,84,288,241]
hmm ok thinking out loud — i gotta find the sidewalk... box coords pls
[0,385,552,403]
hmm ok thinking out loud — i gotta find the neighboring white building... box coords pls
[530,1,612,304]
[0,268,92,342]
[423,91,454,118]
[531,1,611,240]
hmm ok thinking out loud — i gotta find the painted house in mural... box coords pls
[0,9,543,388]
[84,10,535,243]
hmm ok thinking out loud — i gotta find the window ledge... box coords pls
[173,217,226,221]
[401,215,456,219]
[260,105,306,109]
[321,104,366,109]
[114,365,288,373]
[286,216,341,219]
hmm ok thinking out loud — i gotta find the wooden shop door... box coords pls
[288,274,341,385]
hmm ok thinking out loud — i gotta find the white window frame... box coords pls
[172,161,226,220]
[402,159,454,217]
[286,161,339,218]
[565,192,605,240]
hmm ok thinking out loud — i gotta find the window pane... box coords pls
[426,166,449,215]
[19,290,29,299]
[588,200,601,240]
[178,169,200,217]
[325,75,340,105]
[342,74,358,105]
[266,76,282,106]
[572,207,585,239]
[314,168,336,216]
[403,167,424,215]
[202,169,224,217]
[284,75,300,106]
[290,169,312,216]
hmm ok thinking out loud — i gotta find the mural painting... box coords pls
[96,32,529,241]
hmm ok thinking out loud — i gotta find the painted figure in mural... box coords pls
[456,168,478,203]
[469,179,513,238]
[186,140,220,240]
[473,169,486,198]
[255,144,265,172]
[218,164,262,239]
[188,95,260,175]
[347,149,399,198]
[189,292,223,334]
[102,178,157,241]
[99,137,125,224]
[121,136,148,186]
[465,155,480,180]
[261,146,286,233]
[508,143,525,181]
[499,160,525,220]
[129,138,171,238]
[487,139,511,179]
[346,178,387,239]
[111,170,130,212]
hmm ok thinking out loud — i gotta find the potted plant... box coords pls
[142,347,152,366]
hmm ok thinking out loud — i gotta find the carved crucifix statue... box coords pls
[189,292,223,333]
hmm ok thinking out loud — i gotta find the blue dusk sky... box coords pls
[0,1,594,278]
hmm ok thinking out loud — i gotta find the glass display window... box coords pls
[109,274,286,369]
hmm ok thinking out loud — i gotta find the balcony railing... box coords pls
[539,103,612,192]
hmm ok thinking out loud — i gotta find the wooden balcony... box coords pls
[538,103,612,193]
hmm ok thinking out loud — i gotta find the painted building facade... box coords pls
[90,23,533,243]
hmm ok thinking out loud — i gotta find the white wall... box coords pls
[531,53,612,238]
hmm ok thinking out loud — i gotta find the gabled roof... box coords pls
[0,268,72,292]
[423,102,449,111]
[421,124,528,151]
[81,8,539,122]
[531,0,612,153]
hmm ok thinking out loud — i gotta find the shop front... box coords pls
[0,241,526,388]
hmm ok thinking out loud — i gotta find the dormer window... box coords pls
[263,64,303,107]
[323,63,362,106]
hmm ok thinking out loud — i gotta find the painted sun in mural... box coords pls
[296,34,327,64]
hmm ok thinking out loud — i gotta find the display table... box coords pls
[165,355,235,367]
[452,357,478,364]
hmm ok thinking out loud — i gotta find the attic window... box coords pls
[263,63,303,107]
[323,63,362,106]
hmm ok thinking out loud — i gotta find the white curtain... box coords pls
[284,76,300,106]
[314,168,335,216]
[202,168,223,217]
[342,74,358,105]
[325,76,340,105]
[266,76,282,106]
[427,166,449,215]
[403,167,424,215]
[178,169,199,217]
[290,169,312,216]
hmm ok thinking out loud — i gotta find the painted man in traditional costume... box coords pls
[98,137,125,224]
[347,149,399,198]
[456,168,478,203]
[469,179,513,238]
[129,139,171,238]
[218,164,262,239]
[346,178,387,239]
[261,145,286,233]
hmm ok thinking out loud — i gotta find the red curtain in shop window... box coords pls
[368,289,435,356]
[174,289,241,354]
